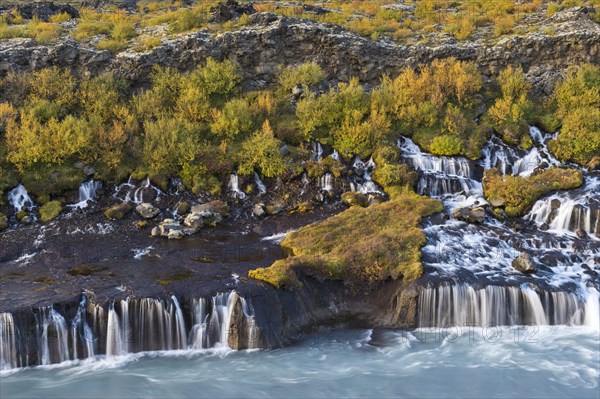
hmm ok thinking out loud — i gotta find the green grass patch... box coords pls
[483,167,584,216]
[249,189,443,290]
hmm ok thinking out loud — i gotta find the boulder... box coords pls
[176,201,190,215]
[208,0,255,23]
[265,204,283,215]
[576,228,587,239]
[452,206,486,224]
[39,200,62,223]
[135,203,160,219]
[183,213,204,229]
[104,202,134,220]
[168,229,185,240]
[0,213,7,231]
[341,192,368,208]
[512,252,537,274]
[191,200,230,218]
[4,2,79,22]
[253,203,266,218]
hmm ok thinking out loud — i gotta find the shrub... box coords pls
[209,98,253,140]
[50,12,73,23]
[28,18,62,44]
[142,118,199,174]
[238,120,287,178]
[430,135,464,156]
[278,62,325,93]
[189,58,241,103]
[487,66,532,147]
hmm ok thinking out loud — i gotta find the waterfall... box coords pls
[113,176,161,204]
[70,297,95,359]
[527,176,600,238]
[331,150,340,161]
[350,157,382,194]
[0,313,17,370]
[311,141,323,161]
[106,301,128,356]
[38,307,70,365]
[418,284,591,328]
[70,180,101,209]
[398,137,480,199]
[8,184,35,212]
[320,173,334,192]
[188,292,259,349]
[254,172,267,195]
[584,288,600,331]
[188,298,208,349]
[228,174,246,200]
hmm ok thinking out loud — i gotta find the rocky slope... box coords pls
[1,7,598,94]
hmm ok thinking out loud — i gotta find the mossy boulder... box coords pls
[0,213,8,231]
[39,201,63,223]
[341,192,368,208]
[176,201,190,215]
[104,202,134,220]
[249,190,443,290]
[297,202,315,212]
[483,167,583,216]
[16,210,28,221]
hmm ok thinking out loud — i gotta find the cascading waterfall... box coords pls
[320,173,334,192]
[350,157,382,194]
[37,307,70,365]
[399,137,481,199]
[113,176,161,204]
[0,291,261,370]
[70,297,95,359]
[0,313,17,370]
[254,172,267,195]
[311,141,323,161]
[527,177,600,238]
[418,284,595,328]
[70,180,102,209]
[228,174,246,200]
[7,184,35,212]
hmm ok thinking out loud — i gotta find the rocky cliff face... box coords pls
[1,8,598,94]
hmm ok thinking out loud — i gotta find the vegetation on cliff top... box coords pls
[0,60,597,204]
[248,189,443,289]
[483,167,584,216]
[2,0,599,49]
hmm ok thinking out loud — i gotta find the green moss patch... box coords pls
[249,190,443,290]
[483,167,583,217]
[156,269,193,286]
[39,200,63,223]
[67,264,109,277]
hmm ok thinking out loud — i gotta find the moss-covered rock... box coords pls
[297,201,315,212]
[176,201,190,215]
[39,200,63,223]
[104,202,134,220]
[16,210,28,221]
[483,167,583,216]
[341,191,368,208]
[249,190,443,289]
[0,213,8,231]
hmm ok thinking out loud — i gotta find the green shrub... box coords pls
[238,120,287,178]
[549,64,600,167]
[278,62,325,93]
